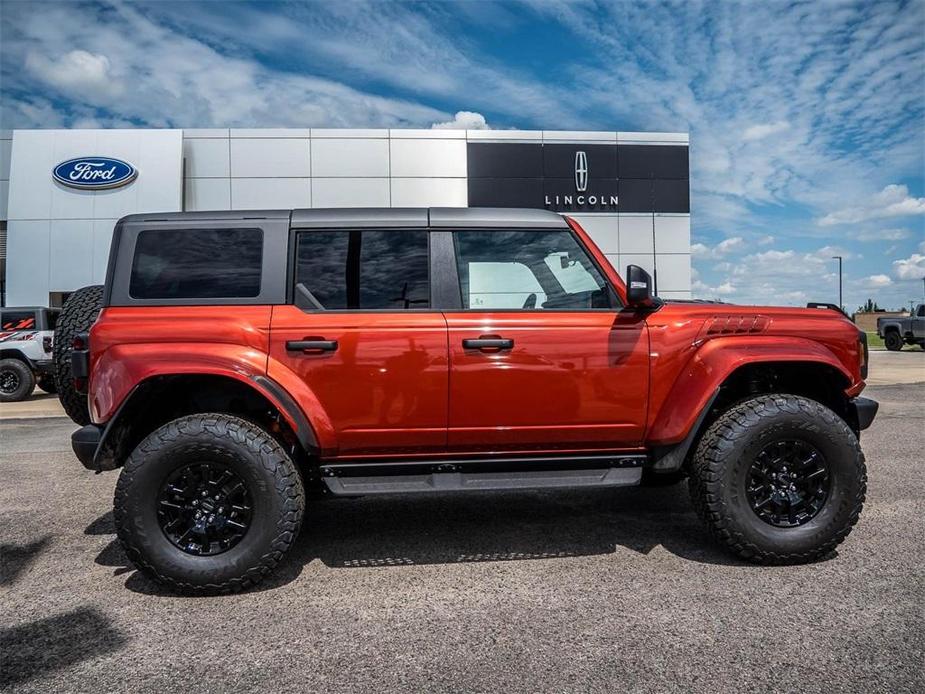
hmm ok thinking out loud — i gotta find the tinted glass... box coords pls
[129,228,263,300]
[296,230,429,310]
[454,230,616,310]
[1,311,36,330]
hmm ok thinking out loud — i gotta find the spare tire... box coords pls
[54,285,104,425]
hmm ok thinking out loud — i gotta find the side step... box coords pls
[319,454,646,496]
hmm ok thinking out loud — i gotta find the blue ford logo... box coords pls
[53,157,137,190]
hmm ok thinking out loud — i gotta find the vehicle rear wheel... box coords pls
[0,358,35,402]
[689,394,866,564]
[37,374,57,394]
[883,331,903,351]
[54,284,103,424]
[114,413,305,594]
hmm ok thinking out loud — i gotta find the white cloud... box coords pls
[852,228,912,242]
[692,278,737,296]
[431,111,489,130]
[743,121,790,141]
[892,253,925,281]
[862,274,892,288]
[691,247,843,306]
[818,185,925,226]
[2,4,451,128]
[691,236,745,260]
[25,49,122,98]
[757,235,775,246]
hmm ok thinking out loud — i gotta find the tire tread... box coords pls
[688,394,866,564]
[114,413,305,595]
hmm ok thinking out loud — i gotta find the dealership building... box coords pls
[0,128,691,307]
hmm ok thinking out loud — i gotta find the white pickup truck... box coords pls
[877,304,925,351]
[0,307,60,401]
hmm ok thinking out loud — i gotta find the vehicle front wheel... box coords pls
[114,413,305,594]
[689,394,866,564]
[0,358,35,402]
[883,331,903,351]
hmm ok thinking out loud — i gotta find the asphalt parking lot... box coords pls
[1,374,923,692]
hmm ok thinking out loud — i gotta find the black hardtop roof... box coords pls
[117,207,569,229]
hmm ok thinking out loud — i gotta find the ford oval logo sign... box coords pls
[53,157,137,190]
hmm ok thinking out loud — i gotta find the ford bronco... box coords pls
[60,208,877,593]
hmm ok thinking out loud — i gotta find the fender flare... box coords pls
[647,336,854,446]
[89,371,320,472]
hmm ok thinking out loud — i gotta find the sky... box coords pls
[1,0,923,310]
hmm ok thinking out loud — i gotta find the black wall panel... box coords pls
[467,178,544,208]
[466,143,543,178]
[467,142,689,213]
[617,145,689,179]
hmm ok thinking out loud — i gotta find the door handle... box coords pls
[462,337,514,350]
[286,339,338,353]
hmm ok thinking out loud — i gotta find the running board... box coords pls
[319,454,645,496]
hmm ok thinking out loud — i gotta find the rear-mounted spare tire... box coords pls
[54,284,103,425]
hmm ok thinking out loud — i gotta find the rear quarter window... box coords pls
[1,311,37,330]
[129,228,263,300]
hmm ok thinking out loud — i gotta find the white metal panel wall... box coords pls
[182,129,471,212]
[0,131,11,221]
[5,129,182,305]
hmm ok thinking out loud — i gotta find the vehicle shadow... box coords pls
[0,536,52,586]
[0,607,128,687]
[89,483,803,597]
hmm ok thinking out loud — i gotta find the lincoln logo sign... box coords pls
[544,148,618,210]
[53,157,137,190]
[574,151,588,192]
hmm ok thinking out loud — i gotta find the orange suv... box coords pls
[58,207,876,593]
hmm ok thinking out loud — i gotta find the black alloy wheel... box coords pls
[746,439,830,528]
[0,367,20,395]
[157,462,253,556]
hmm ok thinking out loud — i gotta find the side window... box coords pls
[130,228,263,300]
[1,311,37,330]
[453,230,617,310]
[917,305,925,318]
[295,230,429,310]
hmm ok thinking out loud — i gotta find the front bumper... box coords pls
[72,424,102,471]
[850,396,879,431]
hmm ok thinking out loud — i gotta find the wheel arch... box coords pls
[0,349,33,367]
[93,373,319,472]
[649,356,855,474]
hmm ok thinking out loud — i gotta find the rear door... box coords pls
[269,228,448,457]
[442,228,649,453]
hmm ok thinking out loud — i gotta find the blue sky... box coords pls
[2,0,923,309]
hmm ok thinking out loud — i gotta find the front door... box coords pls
[443,228,649,452]
[269,228,448,457]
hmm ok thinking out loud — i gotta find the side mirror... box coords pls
[625,264,656,309]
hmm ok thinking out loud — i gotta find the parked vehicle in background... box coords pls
[877,304,925,351]
[0,307,60,402]
[59,208,876,594]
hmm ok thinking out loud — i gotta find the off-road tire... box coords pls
[883,330,903,351]
[689,394,866,564]
[114,413,305,594]
[0,358,35,402]
[37,374,57,394]
[54,284,103,424]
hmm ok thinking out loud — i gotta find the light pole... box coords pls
[832,256,843,310]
